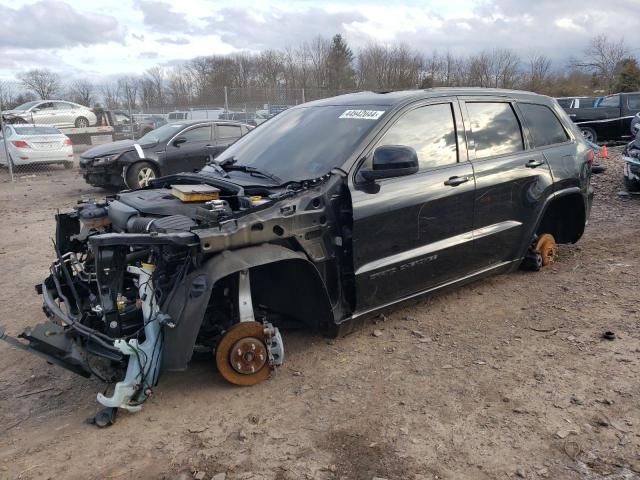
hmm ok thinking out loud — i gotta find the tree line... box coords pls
[1,34,639,111]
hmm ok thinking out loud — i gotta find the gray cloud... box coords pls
[140,51,160,59]
[204,8,367,50]
[0,1,124,49]
[157,36,190,45]
[134,0,193,32]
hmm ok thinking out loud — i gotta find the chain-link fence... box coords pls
[0,85,358,181]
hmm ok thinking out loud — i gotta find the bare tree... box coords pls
[525,53,552,92]
[101,82,121,108]
[118,76,139,110]
[69,80,94,106]
[17,69,61,99]
[572,35,629,93]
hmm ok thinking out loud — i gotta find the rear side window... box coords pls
[376,103,458,169]
[628,95,640,109]
[519,103,569,147]
[217,125,242,139]
[466,102,523,159]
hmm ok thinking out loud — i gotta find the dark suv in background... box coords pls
[2,88,594,418]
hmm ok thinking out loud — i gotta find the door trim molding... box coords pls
[355,220,521,276]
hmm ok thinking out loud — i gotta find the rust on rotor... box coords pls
[535,233,558,267]
[215,321,271,386]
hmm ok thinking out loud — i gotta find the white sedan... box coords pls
[2,100,97,129]
[0,125,74,169]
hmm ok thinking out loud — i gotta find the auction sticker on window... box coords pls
[339,110,385,120]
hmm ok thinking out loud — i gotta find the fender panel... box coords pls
[162,244,332,371]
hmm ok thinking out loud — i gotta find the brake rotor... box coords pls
[215,322,271,386]
[535,233,558,267]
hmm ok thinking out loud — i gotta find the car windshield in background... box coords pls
[14,126,61,135]
[215,105,387,182]
[138,123,186,143]
[13,101,40,111]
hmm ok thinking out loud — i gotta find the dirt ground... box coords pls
[0,151,639,480]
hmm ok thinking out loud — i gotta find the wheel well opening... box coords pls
[537,194,585,244]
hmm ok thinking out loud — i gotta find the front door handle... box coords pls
[526,159,544,168]
[444,175,470,186]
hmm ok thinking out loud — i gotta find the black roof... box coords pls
[171,119,251,127]
[303,88,551,108]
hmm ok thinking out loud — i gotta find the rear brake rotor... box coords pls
[535,233,558,267]
[215,322,271,386]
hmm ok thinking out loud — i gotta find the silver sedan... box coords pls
[2,100,97,129]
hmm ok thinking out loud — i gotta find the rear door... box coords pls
[164,124,213,174]
[460,98,553,269]
[350,99,476,312]
[213,123,243,157]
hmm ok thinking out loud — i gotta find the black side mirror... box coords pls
[173,136,187,146]
[360,145,419,182]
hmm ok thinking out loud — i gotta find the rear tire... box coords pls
[624,176,640,193]
[580,127,597,144]
[126,161,158,189]
[75,117,90,128]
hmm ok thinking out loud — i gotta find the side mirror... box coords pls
[173,136,187,146]
[360,145,419,182]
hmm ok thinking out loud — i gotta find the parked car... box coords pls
[556,96,599,109]
[132,114,168,136]
[2,100,97,128]
[566,92,640,143]
[0,88,595,423]
[167,109,225,122]
[218,111,268,126]
[79,120,252,189]
[0,124,74,169]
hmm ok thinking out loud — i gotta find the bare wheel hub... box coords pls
[229,337,267,374]
[535,233,558,267]
[215,321,272,386]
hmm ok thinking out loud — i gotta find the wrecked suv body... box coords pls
[1,89,594,422]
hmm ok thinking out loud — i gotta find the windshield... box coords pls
[215,105,387,182]
[138,123,186,143]
[14,126,60,135]
[13,101,40,111]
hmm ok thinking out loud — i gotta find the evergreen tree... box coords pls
[614,58,640,92]
[326,34,355,90]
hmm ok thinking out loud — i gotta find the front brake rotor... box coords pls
[215,322,271,386]
[535,233,558,267]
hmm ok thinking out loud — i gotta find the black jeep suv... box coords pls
[1,89,594,420]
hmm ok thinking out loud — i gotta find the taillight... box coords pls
[586,149,594,167]
[11,140,29,148]
[64,138,72,145]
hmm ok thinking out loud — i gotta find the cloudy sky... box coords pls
[1,0,639,81]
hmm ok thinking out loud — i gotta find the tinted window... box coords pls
[38,102,55,111]
[628,95,640,110]
[375,103,457,169]
[556,99,571,108]
[181,126,211,142]
[466,102,523,158]
[600,95,620,108]
[54,102,73,110]
[217,125,242,139]
[14,126,60,135]
[520,103,569,147]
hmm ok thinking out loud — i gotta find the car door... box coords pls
[163,124,213,174]
[53,102,75,127]
[31,102,56,125]
[350,100,476,313]
[460,98,554,270]
[213,124,243,157]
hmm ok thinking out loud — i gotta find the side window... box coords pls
[217,124,242,140]
[38,102,55,111]
[628,95,640,110]
[600,95,620,108]
[181,126,212,142]
[374,103,458,170]
[520,103,569,147]
[54,102,72,110]
[466,102,523,159]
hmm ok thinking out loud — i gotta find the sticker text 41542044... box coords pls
[339,110,385,120]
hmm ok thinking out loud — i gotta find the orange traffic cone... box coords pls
[600,145,608,158]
